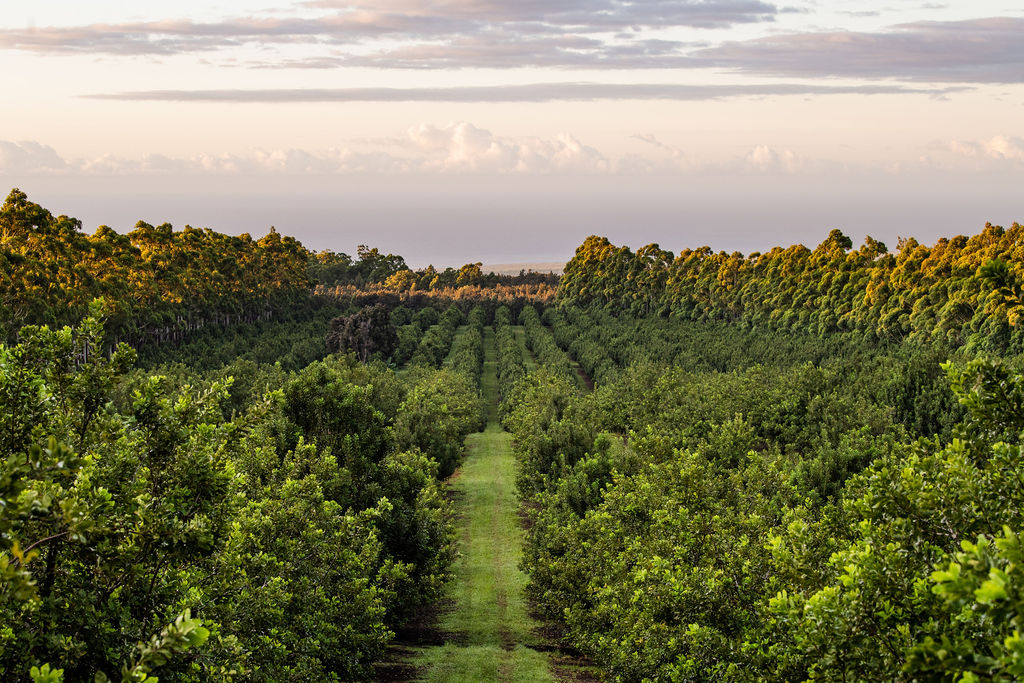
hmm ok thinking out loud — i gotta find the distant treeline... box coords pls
[310,248,560,290]
[317,283,558,313]
[560,226,1024,352]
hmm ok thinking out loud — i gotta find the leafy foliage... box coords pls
[519,305,577,384]
[494,306,526,400]
[446,306,486,387]
[409,306,463,369]
[560,227,1024,352]
[1,190,311,347]
[395,369,485,478]
[326,303,397,362]
[506,287,1024,680]
[0,311,476,680]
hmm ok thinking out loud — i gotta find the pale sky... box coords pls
[1,1,1022,265]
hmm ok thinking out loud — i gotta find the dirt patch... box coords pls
[550,659,604,683]
[499,627,516,652]
[444,484,467,526]
[374,653,423,682]
[571,363,594,392]
[517,499,540,533]
[498,653,514,682]
[528,604,602,681]
[515,498,598,679]
[373,598,467,681]
[562,349,595,392]
[395,598,466,647]
[543,640,603,682]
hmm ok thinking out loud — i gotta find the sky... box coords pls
[1,1,1022,266]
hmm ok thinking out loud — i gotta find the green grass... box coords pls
[414,327,555,683]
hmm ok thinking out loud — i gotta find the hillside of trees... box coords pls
[4,191,1024,680]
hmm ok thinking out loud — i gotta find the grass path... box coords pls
[413,327,555,683]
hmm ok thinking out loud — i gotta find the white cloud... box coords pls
[623,136,811,175]
[0,141,69,174]
[974,135,1024,162]
[11,127,1022,179]
[402,122,608,173]
[743,144,804,173]
[0,124,609,177]
[948,135,1024,164]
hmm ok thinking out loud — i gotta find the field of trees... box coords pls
[3,188,1024,681]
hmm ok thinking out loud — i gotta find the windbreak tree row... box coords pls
[560,225,1024,353]
[0,308,483,681]
[0,190,311,348]
[0,189,558,355]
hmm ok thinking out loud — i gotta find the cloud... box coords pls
[743,145,804,173]
[948,135,1024,163]
[0,1,776,66]
[0,14,478,56]
[694,17,1024,83]
[59,148,419,175]
[981,136,1024,162]
[632,133,687,163]
[296,32,701,70]
[625,135,814,174]
[395,122,610,173]
[87,81,955,103]
[0,127,744,177]
[4,7,1021,80]
[0,124,609,176]
[305,0,778,29]
[633,133,683,155]
[0,141,69,174]
[8,128,1024,179]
